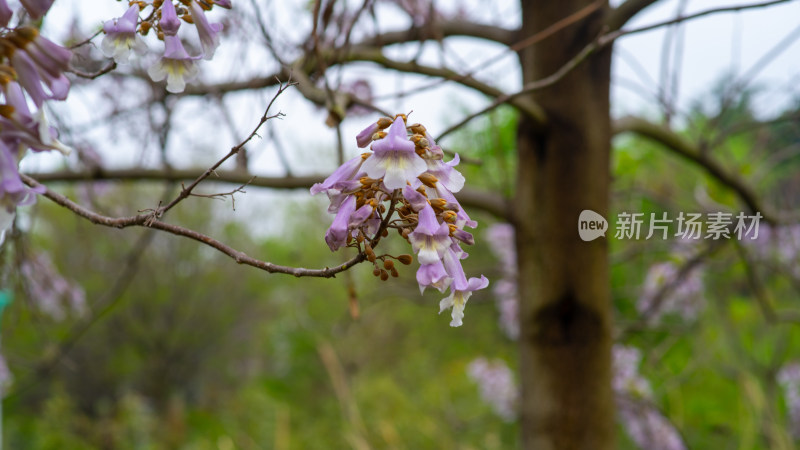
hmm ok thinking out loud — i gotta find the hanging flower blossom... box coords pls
[314,114,487,326]
[101,4,146,63]
[148,35,201,94]
[360,116,427,190]
[19,0,54,19]
[0,0,12,28]
[189,1,224,60]
[159,0,181,36]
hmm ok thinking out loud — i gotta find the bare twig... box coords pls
[69,61,117,80]
[21,173,368,278]
[157,78,296,218]
[614,116,782,224]
[187,177,255,211]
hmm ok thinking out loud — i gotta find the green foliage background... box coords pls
[3,89,800,448]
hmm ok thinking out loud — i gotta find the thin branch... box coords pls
[339,47,547,126]
[22,169,511,219]
[613,0,793,39]
[69,61,117,80]
[20,174,366,278]
[607,0,661,31]
[357,19,516,47]
[613,115,781,224]
[157,79,295,218]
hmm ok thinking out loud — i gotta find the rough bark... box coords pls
[515,1,615,448]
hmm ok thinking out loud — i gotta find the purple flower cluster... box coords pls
[311,115,487,326]
[638,260,704,323]
[745,224,800,278]
[486,223,519,339]
[613,345,687,450]
[20,251,87,320]
[778,362,800,437]
[102,1,231,93]
[0,18,74,237]
[466,357,518,421]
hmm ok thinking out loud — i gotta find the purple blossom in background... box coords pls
[0,353,11,395]
[487,223,519,339]
[312,115,486,326]
[638,260,704,323]
[19,251,87,320]
[745,225,800,278]
[467,357,518,421]
[613,345,687,450]
[778,362,800,438]
[101,4,146,63]
[617,396,687,450]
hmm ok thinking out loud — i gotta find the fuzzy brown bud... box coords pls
[418,172,439,188]
[397,254,413,265]
[383,259,394,270]
[380,270,389,281]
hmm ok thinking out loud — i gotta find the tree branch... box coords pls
[341,47,547,126]
[23,169,511,219]
[356,20,516,47]
[613,116,779,224]
[20,174,366,278]
[607,0,662,31]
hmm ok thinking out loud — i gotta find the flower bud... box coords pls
[397,254,413,265]
[377,117,393,128]
[383,259,394,270]
[380,270,389,281]
[418,172,439,188]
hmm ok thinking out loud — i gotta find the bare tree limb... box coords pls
[20,174,367,278]
[22,169,511,219]
[613,116,780,224]
[607,0,661,31]
[357,20,516,47]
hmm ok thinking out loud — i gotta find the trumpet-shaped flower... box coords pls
[324,195,356,251]
[310,154,366,195]
[0,0,12,27]
[20,0,54,19]
[189,1,224,60]
[356,122,379,148]
[102,4,146,63]
[159,0,181,36]
[439,275,489,327]
[360,116,426,190]
[148,35,201,93]
[409,203,451,265]
[417,261,450,294]
[426,154,465,193]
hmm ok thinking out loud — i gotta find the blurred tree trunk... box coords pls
[515,1,615,448]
